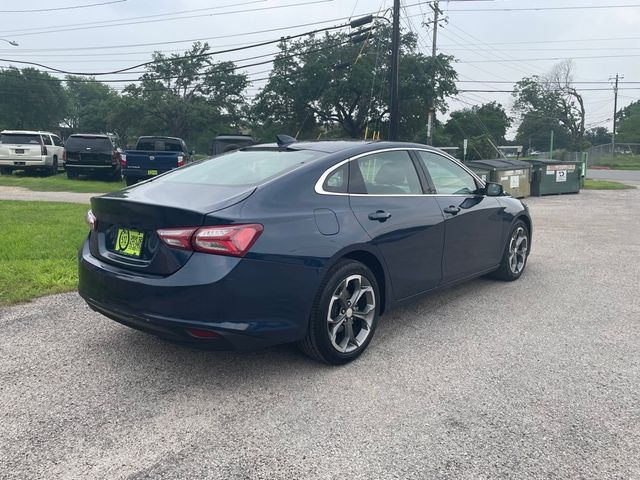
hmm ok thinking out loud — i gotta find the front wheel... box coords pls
[0,167,12,175]
[489,220,530,281]
[298,260,380,364]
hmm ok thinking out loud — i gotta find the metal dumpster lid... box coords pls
[467,159,516,170]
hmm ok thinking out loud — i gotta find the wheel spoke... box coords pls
[343,318,355,345]
[352,285,373,306]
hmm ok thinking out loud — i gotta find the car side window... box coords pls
[323,163,348,193]
[349,151,422,195]
[42,135,53,146]
[417,151,478,195]
[52,136,63,147]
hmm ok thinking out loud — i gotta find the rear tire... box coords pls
[298,260,380,365]
[66,170,78,180]
[0,167,12,175]
[48,157,58,176]
[125,177,137,187]
[489,220,530,281]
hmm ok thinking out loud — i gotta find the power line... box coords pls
[444,3,640,12]
[0,0,127,13]
[1,0,336,39]
[0,21,353,76]
[0,0,264,35]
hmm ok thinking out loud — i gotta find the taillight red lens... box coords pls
[177,155,184,167]
[121,154,127,168]
[156,224,263,257]
[63,149,67,161]
[186,328,219,339]
[112,151,118,165]
[193,224,263,257]
[41,145,47,155]
[157,227,197,250]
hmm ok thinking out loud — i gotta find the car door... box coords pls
[347,149,445,300]
[415,150,505,283]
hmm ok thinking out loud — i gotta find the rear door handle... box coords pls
[443,205,460,215]
[368,210,392,222]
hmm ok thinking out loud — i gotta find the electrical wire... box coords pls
[0,0,127,13]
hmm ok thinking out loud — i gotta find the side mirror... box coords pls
[486,182,503,196]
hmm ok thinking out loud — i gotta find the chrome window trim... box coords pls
[314,147,485,197]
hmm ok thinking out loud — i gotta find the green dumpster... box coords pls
[466,159,532,198]
[524,159,582,196]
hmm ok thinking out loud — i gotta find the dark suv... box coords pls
[64,134,122,180]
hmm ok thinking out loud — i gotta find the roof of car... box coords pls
[68,133,111,138]
[1,130,56,135]
[248,140,443,155]
[137,136,182,141]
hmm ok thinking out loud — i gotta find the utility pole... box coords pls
[388,0,401,141]
[610,73,623,161]
[426,1,442,145]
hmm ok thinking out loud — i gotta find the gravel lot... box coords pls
[1,189,639,479]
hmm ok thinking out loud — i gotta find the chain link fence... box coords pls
[587,143,640,167]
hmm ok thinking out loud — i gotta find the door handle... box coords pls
[368,210,392,222]
[443,205,460,215]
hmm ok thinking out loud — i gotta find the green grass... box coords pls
[583,179,636,190]
[593,155,640,170]
[0,201,89,306]
[0,171,124,193]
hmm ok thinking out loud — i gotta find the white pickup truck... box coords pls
[0,130,65,176]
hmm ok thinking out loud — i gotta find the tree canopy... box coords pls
[252,27,457,141]
[616,100,640,143]
[443,101,511,160]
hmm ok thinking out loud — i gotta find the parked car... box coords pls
[78,139,532,364]
[64,133,123,180]
[211,134,255,155]
[0,130,65,176]
[122,136,192,186]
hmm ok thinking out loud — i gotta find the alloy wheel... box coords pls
[326,274,376,353]
[508,226,528,275]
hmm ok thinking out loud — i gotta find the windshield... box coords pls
[66,136,113,152]
[156,149,322,186]
[1,134,41,145]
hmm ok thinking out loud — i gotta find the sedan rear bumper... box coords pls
[78,238,324,350]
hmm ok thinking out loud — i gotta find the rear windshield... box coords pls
[1,134,41,145]
[66,136,113,152]
[156,149,322,186]
[137,138,182,152]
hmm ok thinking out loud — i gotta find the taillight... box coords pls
[156,227,197,250]
[177,155,184,167]
[63,149,67,161]
[86,210,97,231]
[41,145,47,155]
[120,154,127,168]
[186,328,219,339]
[157,224,263,257]
[112,151,118,165]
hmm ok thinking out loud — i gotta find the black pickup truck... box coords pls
[122,136,193,186]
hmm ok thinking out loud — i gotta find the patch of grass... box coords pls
[0,171,124,193]
[594,155,640,170]
[583,179,636,190]
[0,201,89,306]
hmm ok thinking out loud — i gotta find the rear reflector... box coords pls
[186,328,220,339]
[157,224,263,257]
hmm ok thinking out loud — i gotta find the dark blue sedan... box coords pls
[78,140,532,364]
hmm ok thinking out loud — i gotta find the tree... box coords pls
[0,67,67,131]
[513,60,587,151]
[616,100,640,143]
[63,75,118,133]
[514,111,571,153]
[252,26,457,140]
[443,101,511,160]
[122,42,248,151]
[585,126,611,146]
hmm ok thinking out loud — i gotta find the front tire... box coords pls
[298,260,380,365]
[0,167,11,175]
[489,220,530,281]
